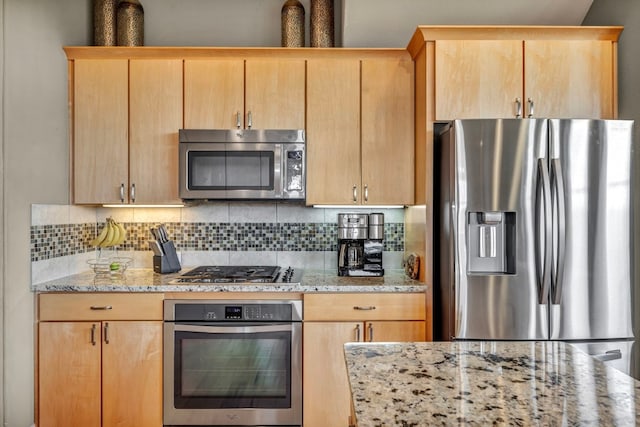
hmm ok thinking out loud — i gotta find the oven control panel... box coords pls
[169,300,302,322]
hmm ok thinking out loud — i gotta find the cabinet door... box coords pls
[184,59,244,128]
[434,40,523,120]
[73,59,128,204]
[303,322,359,427]
[361,58,415,205]
[38,322,101,427]
[129,59,183,204]
[366,320,426,342]
[102,321,163,427]
[524,40,615,119]
[306,59,361,205]
[245,59,306,129]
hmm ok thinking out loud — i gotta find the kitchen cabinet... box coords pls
[184,58,305,129]
[405,25,623,290]
[434,39,616,120]
[303,293,426,427]
[306,55,414,205]
[71,58,182,204]
[37,293,163,427]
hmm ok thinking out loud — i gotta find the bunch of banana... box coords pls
[90,217,127,248]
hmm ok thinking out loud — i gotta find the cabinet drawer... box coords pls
[38,293,164,321]
[303,293,425,321]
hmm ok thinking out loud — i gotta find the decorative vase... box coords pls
[116,0,144,46]
[281,0,305,47]
[310,0,334,47]
[93,0,118,46]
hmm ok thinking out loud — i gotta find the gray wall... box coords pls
[583,0,640,379]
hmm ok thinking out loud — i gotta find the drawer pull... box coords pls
[90,305,113,310]
[353,306,376,311]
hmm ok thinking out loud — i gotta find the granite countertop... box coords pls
[344,341,640,426]
[32,268,426,293]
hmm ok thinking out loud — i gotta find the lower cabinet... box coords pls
[303,293,427,427]
[37,293,163,427]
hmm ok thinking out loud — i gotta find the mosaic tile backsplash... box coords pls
[31,221,404,262]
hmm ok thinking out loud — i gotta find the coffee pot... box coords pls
[337,213,384,277]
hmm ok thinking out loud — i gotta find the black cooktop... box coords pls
[173,265,297,283]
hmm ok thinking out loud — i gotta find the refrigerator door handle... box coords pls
[551,158,566,305]
[592,349,622,362]
[535,158,552,304]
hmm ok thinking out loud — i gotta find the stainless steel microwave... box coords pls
[179,129,305,201]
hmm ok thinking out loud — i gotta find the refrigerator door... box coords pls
[445,119,549,340]
[549,119,634,340]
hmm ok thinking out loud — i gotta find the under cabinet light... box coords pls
[312,205,405,209]
[102,204,185,208]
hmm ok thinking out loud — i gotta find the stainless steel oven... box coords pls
[163,299,302,427]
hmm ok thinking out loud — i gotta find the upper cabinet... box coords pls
[433,38,616,120]
[184,58,305,129]
[70,56,183,205]
[306,53,414,206]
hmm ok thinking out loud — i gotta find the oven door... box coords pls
[163,322,302,426]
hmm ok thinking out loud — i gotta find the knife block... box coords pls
[153,241,181,274]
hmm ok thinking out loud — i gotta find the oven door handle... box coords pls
[171,323,295,334]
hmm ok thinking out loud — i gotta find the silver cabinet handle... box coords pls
[364,184,369,203]
[236,111,242,129]
[90,305,113,310]
[527,98,535,118]
[120,183,125,203]
[91,324,97,346]
[130,183,136,203]
[367,323,374,342]
[352,185,357,203]
[515,97,522,118]
[247,111,253,129]
[104,322,110,344]
[355,324,361,342]
[353,306,376,311]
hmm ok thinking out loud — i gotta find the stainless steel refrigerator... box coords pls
[436,118,635,374]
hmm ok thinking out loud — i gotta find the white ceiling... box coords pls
[342,0,594,47]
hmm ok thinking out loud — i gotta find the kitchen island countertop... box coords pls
[344,341,640,426]
[32,268,426,293]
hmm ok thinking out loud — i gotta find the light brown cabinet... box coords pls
[37,293,164,427]
[70,58,182,205]
[303,293,426,427]
[434,39,616,120]
[184,58,305,129]
[306,55,414,206]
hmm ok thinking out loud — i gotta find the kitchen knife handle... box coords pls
[515,98,522,118]
[551,159,566,305]
[527,98,535,118]
[90,324,97,346]
[130,183,136,203]
[120,183,125,203]
[535,159,552,305]
[236,111,242,129]
[104,322,109,344]
[355,324,361,342]
[352,185,357,203]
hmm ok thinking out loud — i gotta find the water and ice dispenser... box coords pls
[467,211,516,275]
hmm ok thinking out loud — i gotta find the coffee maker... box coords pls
[337,213,384,277]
